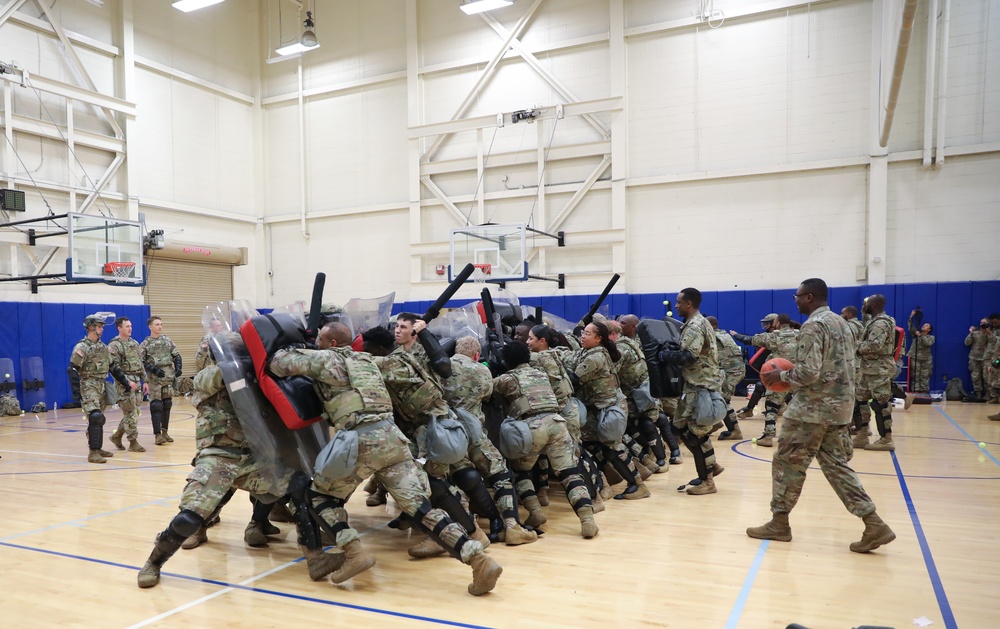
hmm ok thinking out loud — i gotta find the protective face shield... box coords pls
[760,313,778,330]
[428,306,488,349]
[84,311,115,330]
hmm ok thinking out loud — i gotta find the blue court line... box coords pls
[724,539,769,629]
[933,406,1000,467]
[0,540,493,629]
[890,452,957,629]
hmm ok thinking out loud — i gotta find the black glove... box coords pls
[153,367,166,378]
[173,355,183,378]
[658,349,696,366]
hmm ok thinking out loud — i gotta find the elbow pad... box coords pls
[109,365,129,387]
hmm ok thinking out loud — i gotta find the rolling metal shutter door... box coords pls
[143,259,233,371]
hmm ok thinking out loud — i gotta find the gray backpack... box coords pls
[314,429,359,481]
[693,388,727,426]
[498,416,534,460]
[597,396,628,442]
[425,413,471,465]
[453,408,484,445]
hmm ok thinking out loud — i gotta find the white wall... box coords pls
[1,0,998,308]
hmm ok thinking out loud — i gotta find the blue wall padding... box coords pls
[0,301,149,408]
[391,280,1000,395]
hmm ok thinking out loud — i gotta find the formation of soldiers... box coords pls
[68,315,181,463]
[70,282,1000,595]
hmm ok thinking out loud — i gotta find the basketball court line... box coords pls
[723,539,769,629]
[933,406,1000,467]
[0,495,182,542]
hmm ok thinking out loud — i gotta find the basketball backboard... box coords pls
[449,224,528,283]
[66,213,144,285]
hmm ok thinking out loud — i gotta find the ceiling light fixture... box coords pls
[172,0,225,12]
[276,10,320,56]
[460,0,513,15]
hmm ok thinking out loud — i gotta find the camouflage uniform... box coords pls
[715,330,746,401]
[530,348,581,443]
[0,393,21,416]
[70,336,111,415]
[854,312,897,444]
[671,312,724,482]
[845,317,864,375]
[194,333,215,372]
[615,335,668,466]
[140,335,181,401]
[181,366,293,518]
[269,346,481,559]
[965,328,988,398]
[985,330,1000,401]
[906,313,935,393]
[747,325,799,438]
[572,346,644,493]
[493,363,595,533]
[768,306,877,517]
[108,335,146,440]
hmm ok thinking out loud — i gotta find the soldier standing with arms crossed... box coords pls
[747,278,895,553]
[140,316,182,444]
[108,317,149,452]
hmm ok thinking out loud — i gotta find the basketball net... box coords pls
[104,261,136,284]
[471,263,492,283]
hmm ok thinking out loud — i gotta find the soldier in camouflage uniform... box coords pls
[570,320,650,500]
[986,314,1000,418]
[194,318,225,373]
[965,320,990,400]
[608,320,667,472]
[376,316,534,546]
[747,278,896,553]
[108,317,149,453]
[853,295,897,451]
[731,313,799,447]
[708,316,746,441]
[841,306,865,376]
[494,341,599,539]
[137,336,343,589]
[907,310,935,393]
[140,316,182,444]
[69,315,128,464]
[659,288,725,495]
[269,322,503,595]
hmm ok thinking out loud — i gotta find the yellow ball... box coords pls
[979,442,987,448]
[3,373,9,378]
[752,437,758,444]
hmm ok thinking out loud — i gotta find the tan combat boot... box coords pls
[329,540,376,584]
[161,429,174,443]
[408,536,447,558]
[470,524,491,549]
[181,526,208,550]
[128,438,146,452]
[154,432,168,446]
[136,562,161,588]
[640,453,663,475]
[467,551,503,596]
[756,434,774,447]
[864,436,895,451]
[536,486,550,506]
[989,397,999,405]
[578,505,599,539]
[300,545,345,581]
[736,407,754,419]
[98,447,114,458]
[903,394,914,410]
[362,475,380,495]
[110,428,125,450]
[592,492,606,513]
[851,432,870,448]
[88,449,107,464]
[718,427,743,441]
[503,522,538,546]
[244,521,272,548]
[987,412,1000,421]
[850,512,896,553]
[686,474,716,495]
[746,512,792,541]
[522,495,547,529]
[365,483,387,507]
[634,459,654,481]
[618,482,651,500]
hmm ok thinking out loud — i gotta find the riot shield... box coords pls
[428,307,487,345]
[344,292,395,336]
[637,318,684,399]
[0,358,15,397]
[20,356,45,409]
[204,302,328,480]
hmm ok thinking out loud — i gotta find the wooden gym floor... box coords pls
[0,397,997,629]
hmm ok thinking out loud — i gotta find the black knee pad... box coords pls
[88,410,106,426]
[162,398,173,412]
[149,399,163,414]
[452,466,485,494]
[427,477,475,533]
[171,509,205,538]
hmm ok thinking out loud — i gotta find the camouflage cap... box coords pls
[760,313,778,324]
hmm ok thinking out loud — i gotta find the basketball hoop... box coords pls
[471,263,492,283]
[104,261,136,283]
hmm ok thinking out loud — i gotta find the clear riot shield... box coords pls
[203,301,328,480]
[429,306,488,357]
[344,292,395,336]
[20,356,45,409]
[1,358,16,404]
